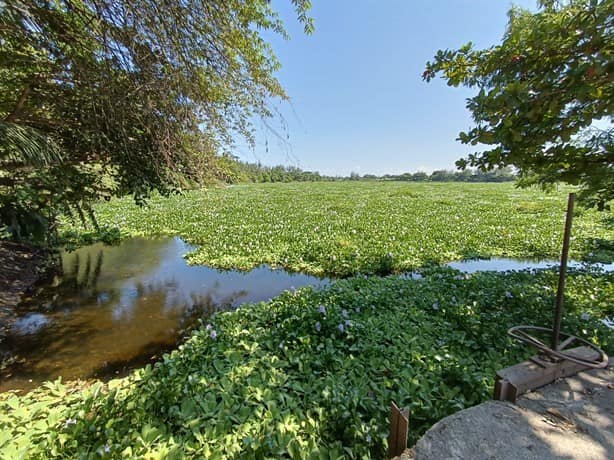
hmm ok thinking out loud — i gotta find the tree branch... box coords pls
[4,84,31,123]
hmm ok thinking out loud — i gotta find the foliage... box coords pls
[374,167,515,183]
[0,0,312,241]
[1,267,612,458]
[220,159,516,184]
[61,182,614,277]
[0,121,110,242]
[424,0,613,208]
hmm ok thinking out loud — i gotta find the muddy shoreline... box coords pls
[0,241,57,343]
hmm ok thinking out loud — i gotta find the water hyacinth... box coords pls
[7,183,612,458]
[341,309,349,318]
[1,267,612,459]
[210,330,217,340]
[64,418,77,428]
[318,305,326,314]
[60,183,611,278]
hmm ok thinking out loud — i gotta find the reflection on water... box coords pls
[1,237,328,392]
[448,257,614,273]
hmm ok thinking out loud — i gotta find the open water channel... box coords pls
[1,237,611,393]
[0,237,328,392]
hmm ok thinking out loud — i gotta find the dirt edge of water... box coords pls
[0,240,57,343]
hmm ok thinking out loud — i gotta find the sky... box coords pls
[233,0,539,177]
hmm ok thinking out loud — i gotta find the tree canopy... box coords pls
[0,0,313,240]
[424,0,613,208]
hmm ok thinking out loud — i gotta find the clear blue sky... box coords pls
[233,0,538,176]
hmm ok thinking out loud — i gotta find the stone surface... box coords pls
[409,363,613,460]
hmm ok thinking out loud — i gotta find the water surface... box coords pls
[1,237,327,392]
[448,257,614,273]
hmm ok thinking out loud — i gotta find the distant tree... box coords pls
[1,0,313,240]
[424,0,613,208]
[454,169,474,182]
[411,172,429,182]
[430,170,455,182]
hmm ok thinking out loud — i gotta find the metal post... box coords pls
[552,193,575,351]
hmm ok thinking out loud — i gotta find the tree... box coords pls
[423,0,613,208]
[0,0,313,240]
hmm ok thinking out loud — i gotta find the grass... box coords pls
[2,182,613,458]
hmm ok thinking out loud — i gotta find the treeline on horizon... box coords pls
[220,156,516,184]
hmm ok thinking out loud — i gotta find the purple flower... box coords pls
[315,322,321,332]
[341,309,348,318]
[432,302,439,310]
[205,324,212,330]
[505,291,513,299]
[318,305,326,314]
[344,319,352,327]
[337,323,345,333]
[210,330,217,339]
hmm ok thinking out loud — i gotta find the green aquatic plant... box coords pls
[1,268,612,458]
[61,182,614,276]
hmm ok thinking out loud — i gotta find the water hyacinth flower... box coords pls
[581,312,590,321]
[344,319,352,327]
[315,321,321,332]
[318,305,326,314]
[210,330,217,340]
[205,324,213,331]
[64,418,77,428]
[279,341,285,349]
[505,291,513,298]
[337,323,345,333]
[103,444,111,453]
[432,302,439,310]
[341,309,348,318]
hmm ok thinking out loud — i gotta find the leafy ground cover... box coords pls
[1,267,612,458]
[4,182,613,458]
[60,182,613,277]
